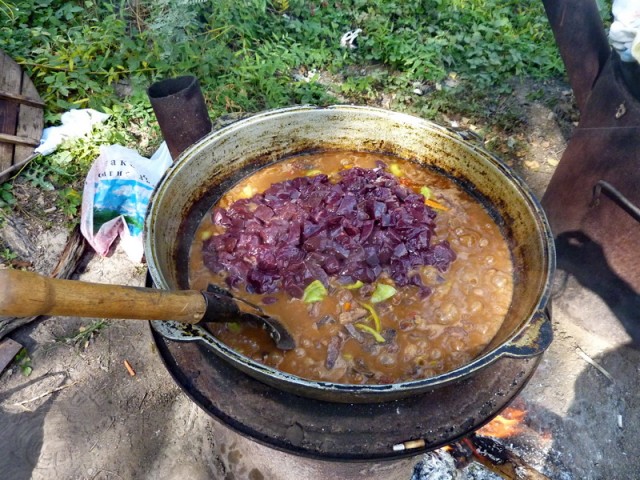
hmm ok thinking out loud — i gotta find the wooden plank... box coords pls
[0,52,22,171]
[0,338,22,374]
[0,90,45,108]
[0,132,39,147]
[14,71,43,163]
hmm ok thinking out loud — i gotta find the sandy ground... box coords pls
[1,87,640,479]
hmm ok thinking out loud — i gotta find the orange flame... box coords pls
[477,406,527,438]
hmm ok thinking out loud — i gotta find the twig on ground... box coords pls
[89,417,116,452]
[138,391,148,411]
[11,380,78,409]
[575,346,615,383]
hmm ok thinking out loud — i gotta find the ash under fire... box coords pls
[411,397,572,480]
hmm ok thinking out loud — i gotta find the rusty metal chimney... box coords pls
[147,76,212,161]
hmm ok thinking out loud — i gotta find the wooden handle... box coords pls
[0,269,206,324]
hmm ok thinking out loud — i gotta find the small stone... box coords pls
[444,77,459,88]
[525,160,540,170]
[542,141,550,148]
[547,158,559,166]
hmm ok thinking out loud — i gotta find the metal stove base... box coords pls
[206,417,419,480]
[151,324,541,465]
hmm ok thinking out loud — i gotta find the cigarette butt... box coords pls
[124,360,136,376]
[392,439,426,452]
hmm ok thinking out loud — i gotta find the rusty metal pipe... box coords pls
[147,76,212,160]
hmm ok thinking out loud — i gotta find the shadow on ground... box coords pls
[554,231,640,346]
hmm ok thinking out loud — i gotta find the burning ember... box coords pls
[477,406,528,438]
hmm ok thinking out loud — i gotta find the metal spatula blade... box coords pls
[201,284,295,350]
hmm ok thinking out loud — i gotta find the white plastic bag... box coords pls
[35,109,110,156]
[80,143,172,262]
[609,0,640,63]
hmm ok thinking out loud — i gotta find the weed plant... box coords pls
[0,0,570,223]
[2,0,562,121]
[54,319,108,351]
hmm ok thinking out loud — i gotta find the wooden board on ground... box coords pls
[0,338,22,374]
[0,49,44,182]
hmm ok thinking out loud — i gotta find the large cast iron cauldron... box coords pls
[144,105,555,403]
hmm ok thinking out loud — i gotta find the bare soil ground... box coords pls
[2,79,639,479]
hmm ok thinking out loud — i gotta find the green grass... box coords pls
[1,0,562,119]
[0,0,569,223]
[54,319,108,350]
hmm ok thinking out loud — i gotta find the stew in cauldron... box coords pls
[189,151,513,385]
